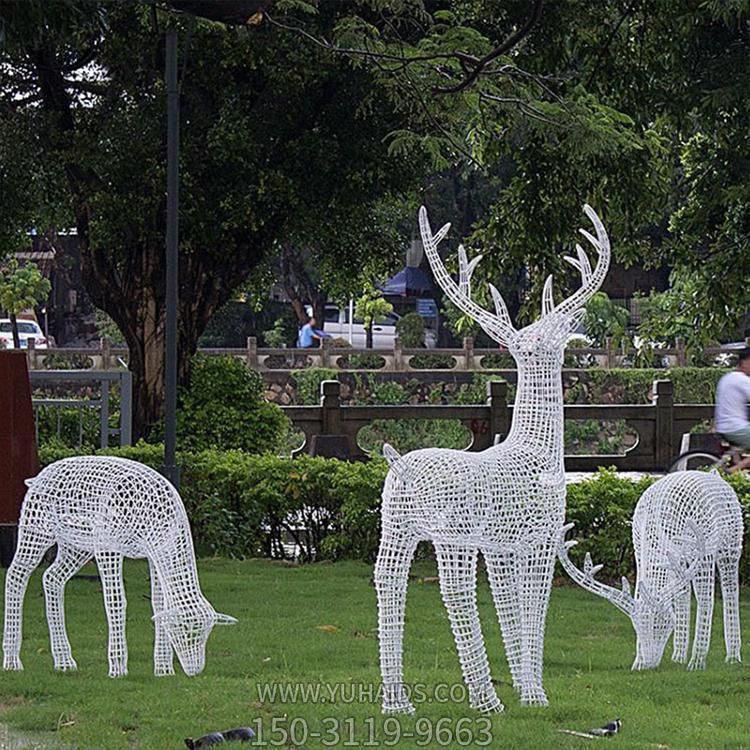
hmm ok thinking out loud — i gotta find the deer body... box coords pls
[376,205,610,714]
[559,470,742,671]
[3,456,236,678]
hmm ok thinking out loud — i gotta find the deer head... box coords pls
[153,601,237,676]
[557,523,706,669]
[419,204,610,365]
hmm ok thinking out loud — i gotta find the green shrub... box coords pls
[395,313,425,348]
[479,352,515,369]
[292,368,338,405]
[35,445,750,580]
[177,355,287,453]
[408,353,456,369]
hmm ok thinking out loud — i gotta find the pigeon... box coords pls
[588,719,622,737]
[221,727,256,742]
[185,726,256,748]
[185,732,225,749]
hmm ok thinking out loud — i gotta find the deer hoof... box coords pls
[519,686,548,707]
[54,656,78,672]
[469,685,504,713]
[687,656,706,671]
[382,701,415,715]
[3,656,22,671]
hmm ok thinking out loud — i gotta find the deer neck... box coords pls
[150,528,203,603]
[506,358,564,465]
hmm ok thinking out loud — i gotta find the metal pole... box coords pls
[163,28,180,488]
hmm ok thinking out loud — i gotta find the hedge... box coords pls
[37,445,750,581]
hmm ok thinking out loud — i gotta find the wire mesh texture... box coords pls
[559,469,742,671]
[374,204,611,714]
[3,456,237,678]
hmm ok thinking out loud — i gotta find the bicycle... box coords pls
[668,432,745,473]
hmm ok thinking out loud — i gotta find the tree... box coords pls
[583,292,628,348]
[355,289,393,349]
[0,259,51,348]
[1,2,424,436]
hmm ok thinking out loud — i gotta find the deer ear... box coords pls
[215,613,238,626]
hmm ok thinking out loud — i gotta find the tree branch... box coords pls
[433,0,545,95]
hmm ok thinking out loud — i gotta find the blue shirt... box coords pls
[298,323,315,347]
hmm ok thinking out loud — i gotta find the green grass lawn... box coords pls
[0,559,747,749]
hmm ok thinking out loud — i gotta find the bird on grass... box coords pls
[185,727,255,748]
[588,719,622,737]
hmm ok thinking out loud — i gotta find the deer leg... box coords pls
[688,557,715,671]
[435,544,502,714]
[95,550,128,678]
[517,540,555,706]
[43,545,91,671]
[3,525,53,671]
[483,548,523,693]
[670,583,691,664]
[374,527,418,714]
[149,563,174,676]
[717,554,741,664]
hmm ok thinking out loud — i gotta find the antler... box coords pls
[419,206,517,346]
[558,523,635,617]
[547,204,611,318]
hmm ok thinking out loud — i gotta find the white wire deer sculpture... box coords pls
[3,456,237,678]
[559,470,742,671]
[374,204,610,714]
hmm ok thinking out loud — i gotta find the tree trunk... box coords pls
[366,322,373,349]
[279,243,327,327]
[9,313,20,349]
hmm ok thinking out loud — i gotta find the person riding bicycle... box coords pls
[715,346,750,473]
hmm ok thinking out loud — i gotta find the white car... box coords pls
[0,319,49,349]
[320,305,437,348]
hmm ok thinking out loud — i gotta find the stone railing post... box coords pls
[488,379,509,441]
[393,337,404,371]
[320,379,342,435]
[246,336,258,368]
[320,337,332,368]
[675,337,686,367]
[463,336,475,370]
[100,337,111,370]
[310,379,352,459]
[26,338,37,369]
[605,336,615,368]
[654,379,675,470]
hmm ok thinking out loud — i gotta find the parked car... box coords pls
[0,319,49,349]
[318,305,437,348]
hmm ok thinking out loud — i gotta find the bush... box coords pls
[395,312,425,348]
[408,353,456,369]
[35,446,750,580]
[177,355,287,453]
[292,368,338,405]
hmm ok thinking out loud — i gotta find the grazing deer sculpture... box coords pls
[3,456,237,678]
[558,470,742,671]
[375,204,610,713]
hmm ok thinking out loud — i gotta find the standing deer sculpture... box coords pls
[374,204,610,714]
[558,470,742,671]
[3,456,237,678]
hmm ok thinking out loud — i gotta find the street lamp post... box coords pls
[160,3,267,489]
[163,27,180,488]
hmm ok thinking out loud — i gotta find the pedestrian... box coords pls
[297,316,322,348]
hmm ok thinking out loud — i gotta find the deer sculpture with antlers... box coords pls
[559,470,742,671]
[374,204,610,714]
